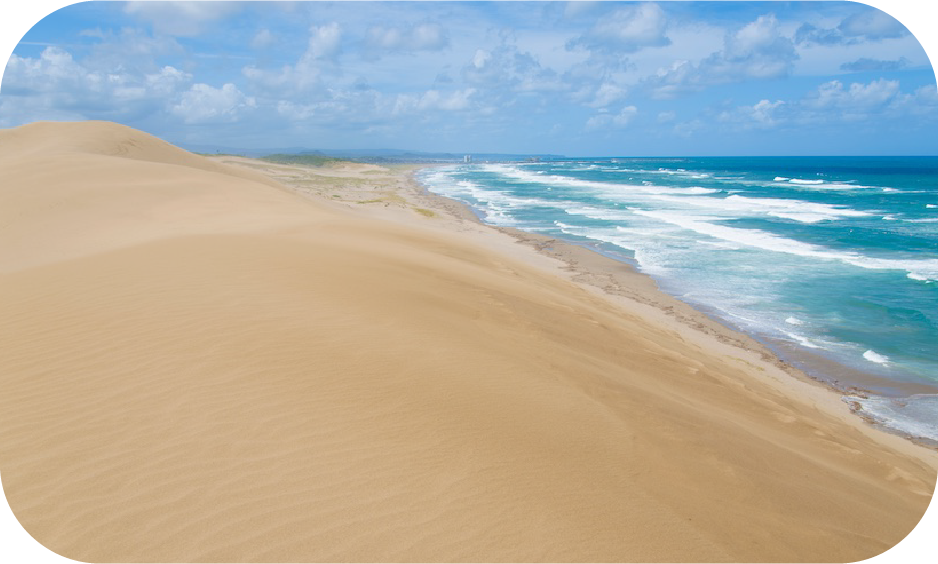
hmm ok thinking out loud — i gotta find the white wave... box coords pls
[564,206,635,222]
[484,164,719,196]
[863,350,890,365]
[794,183,876,191]
[650,193,871,223]
[785,331,821,349]
[850,394,938,441]
[774,177,789,181]
[789,178,825,185]
[631,209,938,280]
[882,187,899,193]
[785,317,803,325]
[927,204,937,209]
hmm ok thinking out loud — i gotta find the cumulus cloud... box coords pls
[587,82,629,108]
[840,57,908,72]
[795,9,908,46]
[714,78,926,131]
[305,22,343,62]
[802,78,899,112]
[889,85,938,118]
[392,88,477,115]
[171,83,256,124]
[839,9,908,40]
[0,46,193,122]
[364,23,449,55]
[586,105,638,130]
[460,42,564,94]
[568,3,671,54]
[717,99,787,129]
[242,23,343,93]
[646,14,797,99]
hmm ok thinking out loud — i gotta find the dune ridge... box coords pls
[0,121,935,562]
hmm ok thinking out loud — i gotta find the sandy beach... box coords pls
[1,121,935,562]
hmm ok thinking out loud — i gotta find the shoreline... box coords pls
[3,123,936,562]
[406,163,938,448]
[215,153,938,453]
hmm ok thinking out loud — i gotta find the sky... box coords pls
[0,1,937,156]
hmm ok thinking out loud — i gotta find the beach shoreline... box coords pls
[3,123,936,562]
[215,152,938,454]
[400,163,938,447]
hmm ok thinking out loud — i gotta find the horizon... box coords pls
[1,2,937,157]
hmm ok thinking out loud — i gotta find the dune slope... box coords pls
[0,121,935,562]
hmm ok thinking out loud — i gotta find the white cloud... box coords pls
[718,99,787,129]
[711,78,931,131]
[305,22,342,62]
[569,3,671,54]
[839,9,907,40]
[803,79,899,111]
[646,14,797,99]
[251,29,275,50]
[393,88,477,115]
[145,66,193,97]
[795,8,908,46]
[171,83,256,124]
[586,105,638,129]
[365,23,449,54]
[0,47,193,123]
[242,23,343,94]
[587,82,628,108]
[840,57,909,72]
[461,42,564,95]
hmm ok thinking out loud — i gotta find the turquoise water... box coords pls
[417,157,938,440]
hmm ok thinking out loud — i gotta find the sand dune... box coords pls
[0,121,935,562]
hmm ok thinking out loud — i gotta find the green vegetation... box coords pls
[414,208,436,218]
[261,154,347,167]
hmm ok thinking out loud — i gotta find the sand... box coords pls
[0,121,935,562]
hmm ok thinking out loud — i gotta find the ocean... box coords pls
[417,156,938,441]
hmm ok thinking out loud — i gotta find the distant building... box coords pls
[464,155,472,163]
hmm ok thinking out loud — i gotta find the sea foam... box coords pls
[850,394,938,442]
[631,209,938,281]
[649,193,871,223]
[863,350,890,365]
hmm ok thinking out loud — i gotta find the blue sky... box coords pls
[1,1,937,155]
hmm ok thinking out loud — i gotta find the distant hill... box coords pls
[180,143,564,163]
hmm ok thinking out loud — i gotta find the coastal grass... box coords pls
[260,154,347,167]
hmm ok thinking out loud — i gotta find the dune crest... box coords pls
[0,121,935,562]
[1,120,266,181]
[0,121,315,272]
